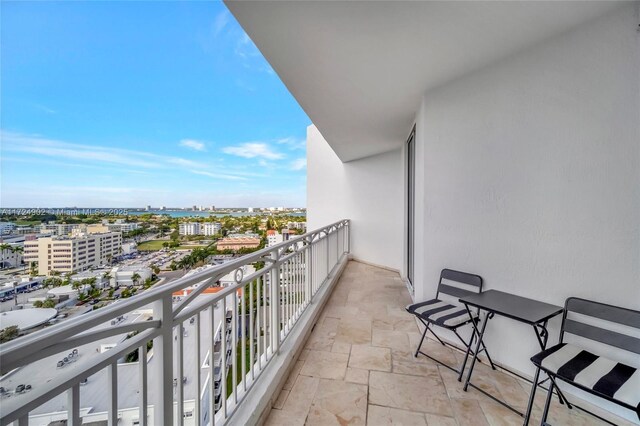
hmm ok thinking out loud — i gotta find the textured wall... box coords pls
[307,125,404,271]
[413,4,639,421]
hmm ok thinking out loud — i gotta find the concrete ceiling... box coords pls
[226,1,621,162]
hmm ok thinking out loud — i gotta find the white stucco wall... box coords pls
[307,124,404,271]
[413,4,639,421]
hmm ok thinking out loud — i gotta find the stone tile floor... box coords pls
[265,261,636,426]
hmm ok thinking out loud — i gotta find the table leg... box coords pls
[463,311,492,392]
[523,321,550,426]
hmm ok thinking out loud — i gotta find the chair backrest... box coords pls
[561,297,640,355]
[436,269,483,300]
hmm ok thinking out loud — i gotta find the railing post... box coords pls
[153,296,174,426]
[346,221,351,254]
[305,238,312,302]
[269,249,280,352]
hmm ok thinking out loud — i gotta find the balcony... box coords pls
[264,261,636,426]
[1,219,636,426]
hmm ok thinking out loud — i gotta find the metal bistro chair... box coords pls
[406,268,495,380]
[530,298,640,425]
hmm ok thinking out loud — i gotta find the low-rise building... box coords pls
[111,265,152,287]
[0,222,16,235]
[102,219,140,233]
[39,222,79,236]
[216,236,261,252]
[0,235,24,268]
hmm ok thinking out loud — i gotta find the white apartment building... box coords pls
[102,219,140,233]
[23,231,122,275]
[38,223,78,236]
[201,222,221,236]
[179,222,221,236]
[179,222,201,236]
[0,222,16,235]
[0,235,24,268]
[266,230,283,247]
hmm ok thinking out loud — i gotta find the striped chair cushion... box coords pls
[531,343,640,412]
[406,298,477,328]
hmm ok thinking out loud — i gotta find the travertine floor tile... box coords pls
[451,398,489,426]
[425,414,458,426]
[478,400,524,426]
[368,371,452,416]
[300,350,349,380]
[283,360,305,391]
[336,319,372,345]
[331,342,351,354]
[306,379,368,425]
[367,404,427,426]
[349,345,391,372]
[282,375,320,415]
[264,408,307,426]
[372,329,410,348]
[345,367,369,385]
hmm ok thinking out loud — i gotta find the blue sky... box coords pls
[1,1,310,208]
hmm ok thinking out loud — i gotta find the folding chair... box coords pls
[406,268,495,380]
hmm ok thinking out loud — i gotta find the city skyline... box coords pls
[1,2,310,208]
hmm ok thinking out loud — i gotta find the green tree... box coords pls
[0,326,19,343]
[131,273,141,287]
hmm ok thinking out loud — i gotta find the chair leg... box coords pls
[541,381,555,426]
[414,323,429,358]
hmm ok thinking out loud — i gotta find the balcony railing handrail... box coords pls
[0,219,347,366]
[0,218,350,426]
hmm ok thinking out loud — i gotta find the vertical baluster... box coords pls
[108,362,118,426]
[67,383,80,425]
[220,297,227,419]
[177,323,184,425]
[249,277,255,380]
[231,290,238,405]
[241,279,247,391]
[256,275,262,370]
[263,273,268,356]
[208,306,216,426]
[139,342,148,426]
[17,415,29,426]
[194,314,201,426]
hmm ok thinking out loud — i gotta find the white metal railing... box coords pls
[0,219,350,426]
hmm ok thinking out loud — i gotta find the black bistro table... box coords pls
[458,290,563,425]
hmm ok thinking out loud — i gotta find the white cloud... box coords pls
[277,137,306,150]
[213,10,230,36]
[290,158,307,171]
[1,130,250,182]
[190,170,247,181]
[179,139,206,151]
[223,142,284,160]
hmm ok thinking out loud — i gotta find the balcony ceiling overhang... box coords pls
[226,1,620,162]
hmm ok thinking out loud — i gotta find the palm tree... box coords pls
[131,272,141,287]
[0,244,12,269]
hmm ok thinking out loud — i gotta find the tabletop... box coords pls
[459,289,563,325]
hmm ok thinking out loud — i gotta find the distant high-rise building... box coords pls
[145,205,151,211]
[210,205,216,211]
[247,207,254,213]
